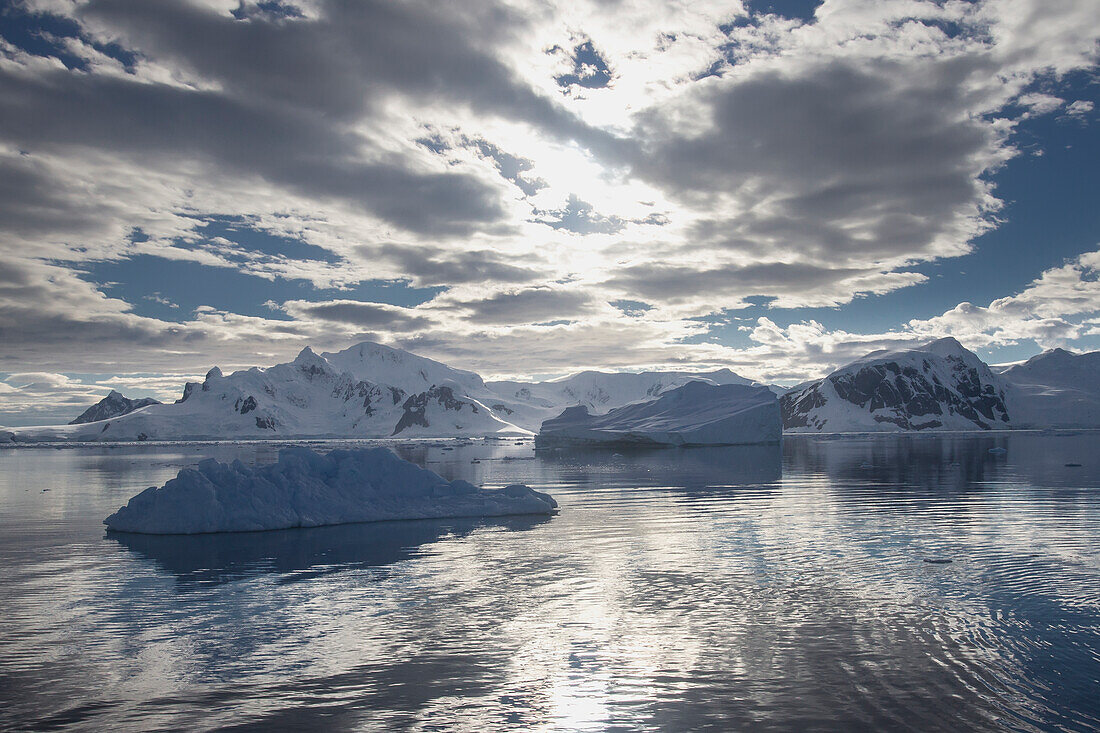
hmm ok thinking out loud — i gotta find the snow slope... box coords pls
[781,338,1011,432]
[535,381,782,447]
[104,446,558,534]
[69,390,160,424]
[999,348,1100,428]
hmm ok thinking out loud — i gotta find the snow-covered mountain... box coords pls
[999,348,1100,428]
[69,390,160,424]
[781,338,1011,432]
[536,381,781,448]
[15,336,1100,442]
[11,343,524,441]
[4,341,759,442]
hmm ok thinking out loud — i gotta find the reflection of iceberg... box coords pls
[104,446,557,534]
[539,444,782,489]
[536,382,782,448]
[110,515,551,587]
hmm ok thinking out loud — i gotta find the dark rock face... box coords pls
[70,391,160,425]
[781,386,827,429]
[392,386,478,435]
[175,382,199,404]
[234,395,258,414]
[780,353,1010,431]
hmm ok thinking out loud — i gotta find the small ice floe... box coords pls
[859,461,873,469]
[923,558,953,564]
[104,446,557,535]
[988,447,1007,454]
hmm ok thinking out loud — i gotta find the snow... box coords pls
[5,341,757,442]
[104,446,558,534]
[782,337,1010,432]
[535,381,781,447]
[999,349,1100,428]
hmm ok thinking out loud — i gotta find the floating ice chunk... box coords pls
[104,446,557,535]
[535,381,782,448]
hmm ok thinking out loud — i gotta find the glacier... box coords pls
[104,446,558,534]
[535,381,782,448]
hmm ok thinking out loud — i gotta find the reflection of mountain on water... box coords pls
[784,435,1005,492]
[110,514,551,588]
[994,432,1100,490]
[784,431,1100,495]
[539,444,782,490]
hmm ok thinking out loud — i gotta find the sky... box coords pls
[0,0,1098,426]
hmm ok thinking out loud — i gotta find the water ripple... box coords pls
[1,435,1099,730]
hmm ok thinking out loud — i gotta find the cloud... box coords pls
[732,249,1100,384]
[1065,99,1095,117]
[277,299,435,330]
[364,244,544,288]
[605,261,927,310]
[440,286,598,325]
[0,0,1097,398]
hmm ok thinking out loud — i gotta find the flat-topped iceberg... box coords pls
[535,381,782,448]
[104,446,557,534]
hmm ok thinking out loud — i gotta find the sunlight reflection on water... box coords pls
[1,433,1099,730]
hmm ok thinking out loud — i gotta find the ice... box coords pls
[104,446,558,534]
[535,381,781,448]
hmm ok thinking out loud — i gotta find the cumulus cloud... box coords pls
[732,249,1100,384]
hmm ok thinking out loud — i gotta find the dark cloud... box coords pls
[631,57,1001,263]
[367,245,544,287]
[280,300,433,329]
[605,261,896,304]
[450,287,594,324]
[78,0,620,150]
[0,63,505,236]
[0,153,117,239]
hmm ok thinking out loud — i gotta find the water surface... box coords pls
[1,434,1099,731]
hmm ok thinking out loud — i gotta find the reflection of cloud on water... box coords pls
[109,514,551,588]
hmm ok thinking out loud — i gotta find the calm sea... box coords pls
[1,433,1099,731]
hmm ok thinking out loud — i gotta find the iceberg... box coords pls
[104,446,558,534]
[535,381,782,448]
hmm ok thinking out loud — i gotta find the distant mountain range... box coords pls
[2,341,762,442]
[4,338,1100,442]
